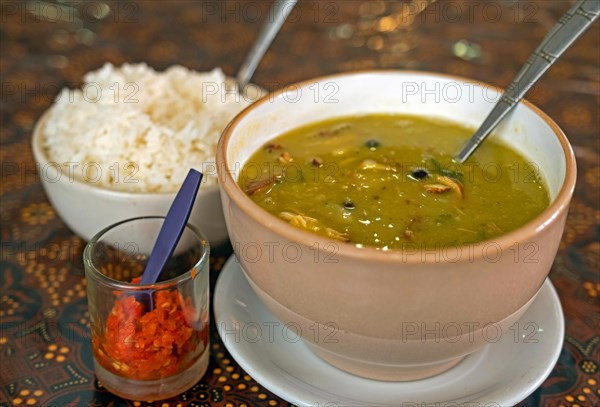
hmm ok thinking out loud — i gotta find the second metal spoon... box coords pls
[455,0,600,163]
[236,0,298,90]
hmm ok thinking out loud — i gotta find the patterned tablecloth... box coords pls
[1,1,598,406]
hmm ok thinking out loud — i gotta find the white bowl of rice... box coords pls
[32,63,262,243]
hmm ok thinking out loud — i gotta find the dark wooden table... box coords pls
[1,1,598,406]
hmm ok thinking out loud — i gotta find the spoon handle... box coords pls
[455,0,600,163]
[236,0,298,89]
[139,169,203,285]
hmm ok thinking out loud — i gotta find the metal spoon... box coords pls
[236,0,298,90]
[455,0,600,163]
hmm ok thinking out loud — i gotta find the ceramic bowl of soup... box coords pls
[216,71,575,381]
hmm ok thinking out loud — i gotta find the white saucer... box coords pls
[214,257,564,406]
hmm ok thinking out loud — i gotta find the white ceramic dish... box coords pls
[214,256,564,406]
[31,110,227,244]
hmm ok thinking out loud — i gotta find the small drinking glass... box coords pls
[84,216,210,401]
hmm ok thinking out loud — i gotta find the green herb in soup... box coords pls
[238,115,550,249]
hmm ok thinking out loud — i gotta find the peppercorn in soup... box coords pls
[238,115,550,249]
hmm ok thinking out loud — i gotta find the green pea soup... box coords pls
[238,114,550,249]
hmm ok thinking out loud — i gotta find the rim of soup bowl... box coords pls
[217,70,577,264]
[31,109,221,198]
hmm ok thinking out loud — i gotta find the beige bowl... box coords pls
[216,71,576,381]
[31,110,227,244]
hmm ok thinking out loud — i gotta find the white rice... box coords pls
[42,63,252,192]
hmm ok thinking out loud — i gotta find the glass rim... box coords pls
[83,216,210,290]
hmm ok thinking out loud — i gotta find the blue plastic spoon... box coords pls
[137,169,203,309]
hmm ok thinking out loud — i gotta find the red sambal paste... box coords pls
[93,278,207,381]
